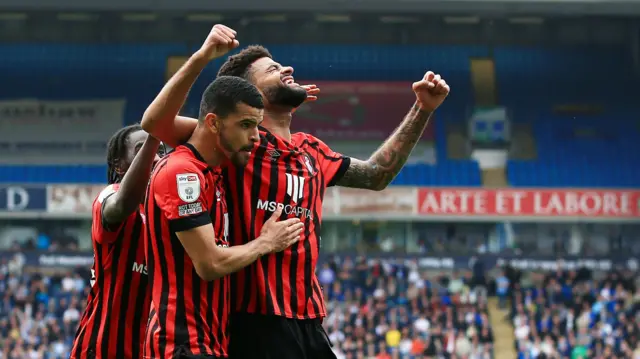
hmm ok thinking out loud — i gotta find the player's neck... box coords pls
[262,110,292,142]
[187,128,225,167]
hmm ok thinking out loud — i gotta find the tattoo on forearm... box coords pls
[337,103,432,190]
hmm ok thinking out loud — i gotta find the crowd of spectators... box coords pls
[0,255,88,359]
[504,265,640,359]
[11,246,640,359]
[1,220,84,253]
[320,257,494,359]
[0,253,495,359]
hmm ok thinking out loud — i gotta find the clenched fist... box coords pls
[413,71,450,112]
[198,24,240,61]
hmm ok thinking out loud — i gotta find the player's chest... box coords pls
[260,147,320,192]
[257,145,319,179]
[237,146,321,214]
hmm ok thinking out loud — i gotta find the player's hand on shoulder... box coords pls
[412,71,450,112]
[258,208,304,253]
[198,24,239,61]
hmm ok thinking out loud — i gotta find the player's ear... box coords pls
[252,86,268,105]
[204,113,219,134]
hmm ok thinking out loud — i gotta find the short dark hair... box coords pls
[199,75,264,120]
[217,45,272,80]
[106,124,142,184]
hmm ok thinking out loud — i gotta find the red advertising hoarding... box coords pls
[417,188,640,218]
[37,185,640,221]
[291,81,434,140]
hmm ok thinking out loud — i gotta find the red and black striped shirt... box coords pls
[223,127,349,319]
[144,143,230,359]
[71,183,150,359]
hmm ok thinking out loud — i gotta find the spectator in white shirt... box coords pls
[600,282,612,301]
[61,275,75,293]
[455,331,472,358]
[398,329,413,356]
[449,271,465,294]
[515,320,530,342]
[73,273,85,293]
[414,315,430,334]
[328,327,345,345]
[62,306,79,324]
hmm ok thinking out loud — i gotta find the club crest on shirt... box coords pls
[299,153,315,175]
[176,173,200,203]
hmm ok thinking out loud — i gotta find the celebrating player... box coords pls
[143,74,304,359]
[141,24,450,359]
[71,125,161,359]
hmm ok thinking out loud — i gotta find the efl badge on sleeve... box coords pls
[176,173,201,203]
[97,184,116,204]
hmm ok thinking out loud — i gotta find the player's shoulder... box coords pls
[292,131,314,142]
[293,132,329,150]
[156,146,206,180]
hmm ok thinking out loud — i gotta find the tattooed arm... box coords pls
[336,103,432,191]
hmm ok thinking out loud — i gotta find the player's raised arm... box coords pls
[140,24,238,147]
[336,71,450,191]
[176,208,303,281]
[101,127,160,228]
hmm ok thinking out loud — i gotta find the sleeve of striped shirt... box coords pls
[153,159,212,233]
[91,184,127,245]
[308,134,351,187]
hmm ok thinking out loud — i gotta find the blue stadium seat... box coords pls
[0,165,106,183]
[5,44,637,187]
[507,117,640,188]
[0,161,483,186]
[494,46,637,107]
[493,46,640,188]
[392,161,482,186]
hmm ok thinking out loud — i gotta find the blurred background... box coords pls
[1,0,640,358]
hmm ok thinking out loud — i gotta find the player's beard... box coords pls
[219,132,252,166]
[262,83,307,108]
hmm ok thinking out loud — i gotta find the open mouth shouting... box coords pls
[281,75,297,86]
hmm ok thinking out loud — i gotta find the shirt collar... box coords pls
[259,125,299,152]
[182,143,221,174]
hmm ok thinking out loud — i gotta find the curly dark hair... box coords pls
[217,45,272,80]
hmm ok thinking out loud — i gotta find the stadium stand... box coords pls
[0,250,496,359]
[321,257,494,359]
[1,10,639,359]
[0,253,88,359]
[496,46,640,188]
[0,44,486,186]
[507,223,640,257]
[504,265,640,358]
[506,118,640,188]
[2,44,639,187]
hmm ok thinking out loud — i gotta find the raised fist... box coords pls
[199,24,239,61]
[412,71,450,112]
